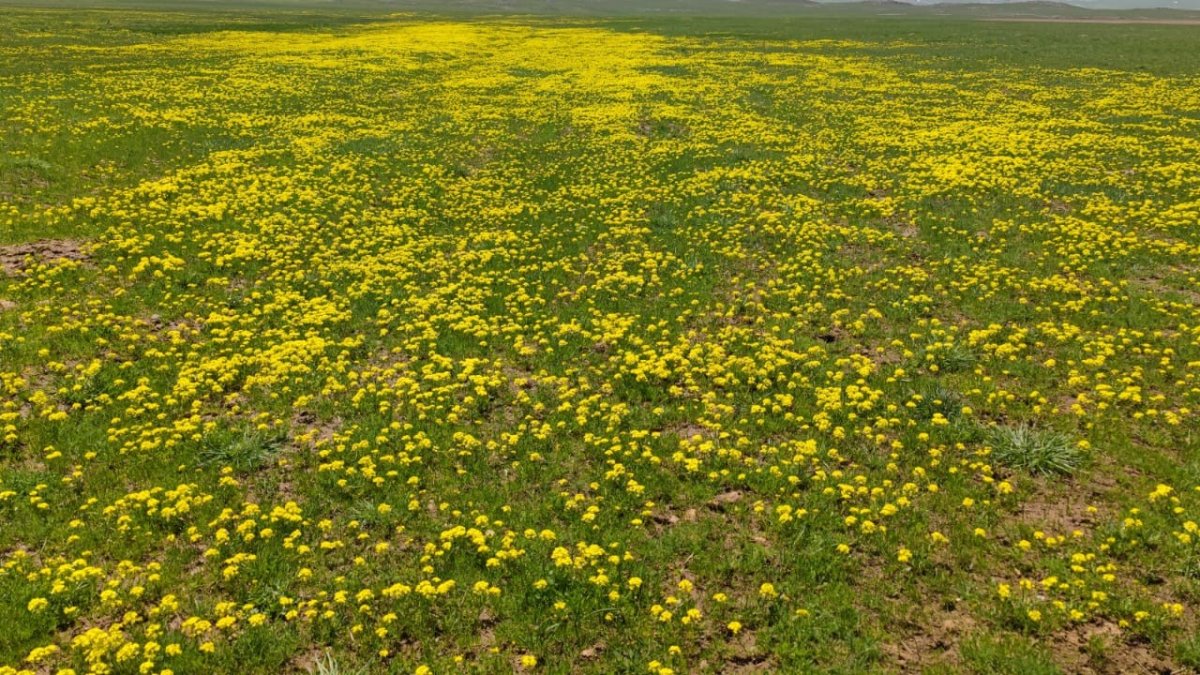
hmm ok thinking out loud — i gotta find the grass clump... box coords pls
[197,427,286,472]
[987,425,1084,476]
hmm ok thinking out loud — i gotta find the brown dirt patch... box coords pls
[1012,492,1103,536]
[1000,469,1118,543]
[0,299,14,312]
[1132,274,1200,304]
[726,629,774,671]
[648,506,699,531]
[290,410,342,447]
[289,647,326,674]
[579,642,605,660]
[883,212,918,238]
[864,345,903,366]
[669,422,712,441]
[636,117,687,138]
[1053,621,1178,674]
[0,239,89,275]
[476,607,498,653]
[881,605,977,672]
[1045,198,1073,215]
[708,490,744,511]
[815,325,851,344]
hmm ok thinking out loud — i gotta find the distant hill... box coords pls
[918,0,1197,9]
[394,0,1200,14]
[826,0,1199,10]
[422,0,1200,17]
[35,0,1199,18]
[367,0,823,15]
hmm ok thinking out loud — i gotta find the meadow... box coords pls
[2,3,1200,673]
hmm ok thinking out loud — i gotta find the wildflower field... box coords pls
[2,5,1200,673]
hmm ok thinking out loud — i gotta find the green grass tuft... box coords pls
[987,425,1084,476]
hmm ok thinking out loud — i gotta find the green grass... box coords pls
[2,2,1200,673]
[960,633,1062,675]
[987,425,1085,476]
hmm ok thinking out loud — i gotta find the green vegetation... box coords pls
[2,2,1199,673]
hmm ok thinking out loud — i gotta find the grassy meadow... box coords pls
[2,3,1200,673]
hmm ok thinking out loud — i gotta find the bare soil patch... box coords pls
[1053,621,1178,674]
[0,239,89,275]
[1002,472,1117,541]
[881,605,976,672]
